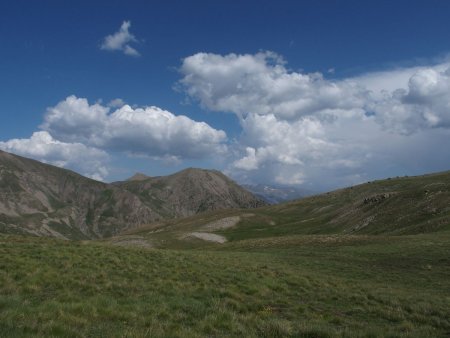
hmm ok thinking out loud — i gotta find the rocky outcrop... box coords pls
[362,193,394,205]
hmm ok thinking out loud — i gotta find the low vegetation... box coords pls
[1,231,449,337]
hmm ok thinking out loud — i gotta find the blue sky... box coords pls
[1,1,450,191]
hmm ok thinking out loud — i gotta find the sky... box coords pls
[1,0,450,191]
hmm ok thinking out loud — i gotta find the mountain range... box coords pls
[0,150,265,239]
[2,148,450,242]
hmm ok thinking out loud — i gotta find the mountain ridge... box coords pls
[0,150,265,239]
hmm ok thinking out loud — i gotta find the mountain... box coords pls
[115,168,267,218]
[242,184,310,204]
[0,150,265,239]
[0,150,161,239]
[126,172,152,181]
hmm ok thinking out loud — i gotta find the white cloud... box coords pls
[233,147,258,170]
[275,172,305,185]
[123,45,140,57]
[352,61,450,95]
[371,67,450,134]
[0,131,109,181]
[104,104,227,158]
[179,51,450,188]
[179,51,369,121]
[234,113,331,169]
[41,95,109,144]
[41,95,227,160]
[101,21,141,57]
[231,112,375,188]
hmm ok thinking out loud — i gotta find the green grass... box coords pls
[1,233,449,337]
[213,171,450,241]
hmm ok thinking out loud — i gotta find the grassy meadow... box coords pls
[1,231,449,337]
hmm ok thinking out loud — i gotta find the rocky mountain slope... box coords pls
[114,168,267,218]
[0,150,265,239]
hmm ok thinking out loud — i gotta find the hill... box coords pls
[116,170,450,249]
[0,150,265,240]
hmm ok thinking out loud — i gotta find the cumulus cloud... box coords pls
[41,95,227,160]
[233,114,332,169]
[101,21,140,57]
[1,96,227,182]
[179,51,450,189]
[352,61,450,94]
[0,131,109,181]
[179,51,369,121]
[231,112,378,188]
[42,96,109,144]
[180,51,450,132]
[371,67,450,134]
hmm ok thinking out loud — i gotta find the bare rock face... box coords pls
[0,150,265,239]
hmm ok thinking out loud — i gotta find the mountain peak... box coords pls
[126,172,151,181]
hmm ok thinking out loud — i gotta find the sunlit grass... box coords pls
[1,233,449,337]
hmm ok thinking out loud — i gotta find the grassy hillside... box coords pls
[1,232,449,337]
[118,170,450,250]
